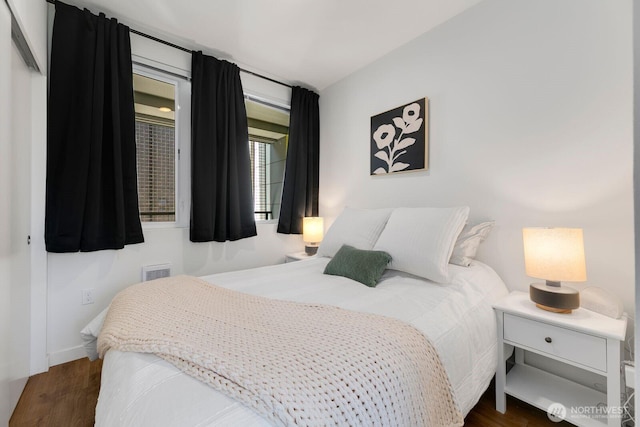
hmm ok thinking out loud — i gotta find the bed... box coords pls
[82,206,509,426]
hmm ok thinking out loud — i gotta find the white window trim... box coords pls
[246,95,290,224]
[133,63,191,229]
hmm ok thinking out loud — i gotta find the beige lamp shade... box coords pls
[522,227,587,283]
[303,217,324,243]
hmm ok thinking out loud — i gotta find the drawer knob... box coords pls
[545,337,552,343]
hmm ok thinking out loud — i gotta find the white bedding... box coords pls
[87,257,508,426]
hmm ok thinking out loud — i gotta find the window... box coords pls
[132,64,190,227]
[134,75,175,222]
[133,63,283,226]
[245,97,290,221]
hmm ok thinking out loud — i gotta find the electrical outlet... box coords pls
[81,288,95,305]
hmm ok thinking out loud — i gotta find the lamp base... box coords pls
[529,282,579,314]
[534,303,572,314]
[305,245,318,255]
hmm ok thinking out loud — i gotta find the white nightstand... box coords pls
[284,251,316,263]
[494,291,627,427]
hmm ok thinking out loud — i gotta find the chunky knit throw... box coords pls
[98,275,463,427]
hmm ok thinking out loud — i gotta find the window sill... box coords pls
[142,221,185,229]
[142,220,277,230]
[256,219,278,225]
[143,221,276,229]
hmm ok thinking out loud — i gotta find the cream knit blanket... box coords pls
[98,275,463,427]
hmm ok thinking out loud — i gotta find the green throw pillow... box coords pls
[323,244,392,287]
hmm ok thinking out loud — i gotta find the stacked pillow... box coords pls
[317,207,393,257]
[319,206,493,285]
[372,206,469,283]
[449,221,495,267]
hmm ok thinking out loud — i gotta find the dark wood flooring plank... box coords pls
[9,359,102,427]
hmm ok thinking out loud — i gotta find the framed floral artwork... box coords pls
[370,97,429,175]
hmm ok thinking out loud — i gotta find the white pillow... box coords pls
[450,221,495,267]
[373,206,470,283]
[317,207,393,257]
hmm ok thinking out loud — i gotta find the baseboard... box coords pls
[48,345,87,367]
[29,354,49,376]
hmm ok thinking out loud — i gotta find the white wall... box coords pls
[9,38,33,412]
[0,3,14,423]
[29,71,48,375]
[319,0,634,316]
[46,32,301,365]
[48,225,302,363]
[0,0,45,418]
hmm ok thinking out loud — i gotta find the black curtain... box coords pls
[277,87,320,234]
[45,2,144,252]
[190,51,257,242]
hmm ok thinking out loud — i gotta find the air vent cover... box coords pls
[141,263,171,282]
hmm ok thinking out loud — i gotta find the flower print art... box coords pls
[370,97,429,175]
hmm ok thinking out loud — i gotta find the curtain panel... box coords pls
[45,2,144,252]
[277,87,320,234]
[190,51,257,242]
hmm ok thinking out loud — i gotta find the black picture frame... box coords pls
[370,97,429,175]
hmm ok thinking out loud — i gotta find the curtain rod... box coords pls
[45,0,293,89]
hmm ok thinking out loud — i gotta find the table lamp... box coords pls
[522,227,586,314]
[303,217,324,255]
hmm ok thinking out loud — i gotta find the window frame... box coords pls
[132,63,191,229]
[244,94,290,224]
[249,139,271,221]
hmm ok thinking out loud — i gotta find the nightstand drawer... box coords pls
[503,313,607,372]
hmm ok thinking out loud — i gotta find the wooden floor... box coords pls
[10,358,569,426]
[10,358,103,427]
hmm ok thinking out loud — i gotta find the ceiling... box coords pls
[73,0,482,91]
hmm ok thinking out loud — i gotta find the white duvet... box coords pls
[84,257,508,426]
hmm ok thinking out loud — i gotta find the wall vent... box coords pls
[141,263,171,282]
